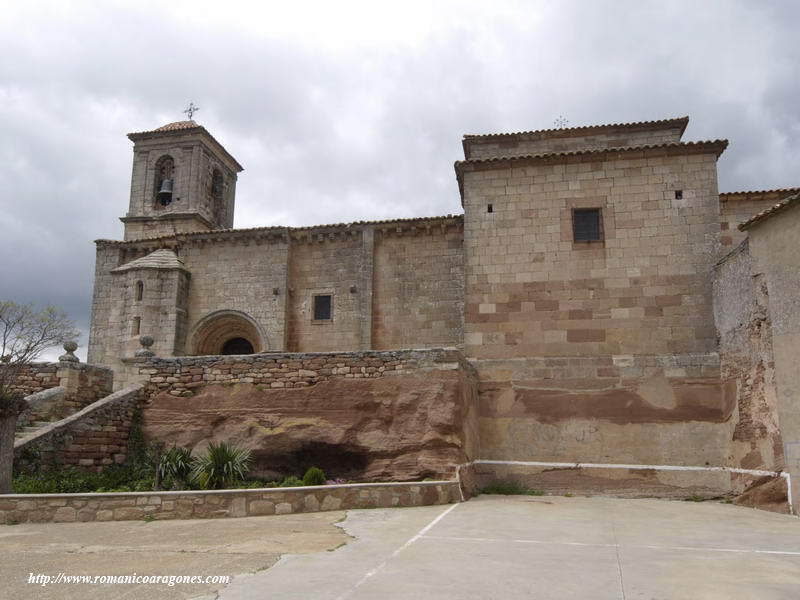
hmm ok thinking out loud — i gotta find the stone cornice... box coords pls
[96,215,464,250]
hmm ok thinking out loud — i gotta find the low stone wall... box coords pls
[14,385,142,472]
[0,480,460,524]
[132,347,469,398]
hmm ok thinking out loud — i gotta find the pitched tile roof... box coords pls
[111,249,189,272]
[738,192,800,231]
[719,187,800,201]
[462,116,690,141]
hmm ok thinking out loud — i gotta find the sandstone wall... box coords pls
[712,242,783,474]
[747,204,800,511]
[14,385,142,473]
[464,122,685,160]
[136,349,478,482]
[0,481,460,524]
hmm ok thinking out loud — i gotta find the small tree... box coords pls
[0,301,79,493]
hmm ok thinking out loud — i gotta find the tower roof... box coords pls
[127,121,243,172]
[111,249,189,273]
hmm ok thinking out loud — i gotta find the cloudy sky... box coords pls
[1,0,798,359]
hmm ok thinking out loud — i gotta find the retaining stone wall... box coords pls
[135,348,468,398]
[0,480,460,524]
[14,385,142,472]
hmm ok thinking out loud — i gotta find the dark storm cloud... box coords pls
[1,0,798,359]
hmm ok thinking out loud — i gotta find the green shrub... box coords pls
[191,442,252,489]
[302,466,326,486]
[278,476,304,487]
[479,481,545,496]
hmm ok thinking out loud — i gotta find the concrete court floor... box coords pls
[213,495,800,600]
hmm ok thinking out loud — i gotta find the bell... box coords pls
[157,178,173,206]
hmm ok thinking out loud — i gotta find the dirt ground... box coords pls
[0,511,350,600]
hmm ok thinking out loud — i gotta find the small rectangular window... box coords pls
[132,316,141,336]
[572,208,603,242]
[313,295,332,321]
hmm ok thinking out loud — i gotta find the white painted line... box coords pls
[421,535,800,557]
[333,503,459,600]
[472,459,787,478]
[460,459,795,514]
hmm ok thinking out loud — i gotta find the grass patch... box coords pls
[479,481,545,496]
[685,494,705,502]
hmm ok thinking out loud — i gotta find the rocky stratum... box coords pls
[142,371,476,482]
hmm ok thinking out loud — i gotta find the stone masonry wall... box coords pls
[14,385,142,473]
[135,348,468,398]
[90,218,464,374]
[287,232,363,352]
[4,363,60,397]
[0,481,460,524]
[461,146,723,359]
[372,225,463,349]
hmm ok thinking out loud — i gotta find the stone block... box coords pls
[53,507,77,522]
[248,499,275,516]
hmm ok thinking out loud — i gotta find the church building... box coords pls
[87,116,800,506]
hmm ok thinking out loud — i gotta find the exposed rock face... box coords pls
[142,371,475,482]
[734,476,790,514]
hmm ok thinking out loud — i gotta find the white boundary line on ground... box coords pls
[421,534,800,557]
[333,503,459,600]
[456,459,794,514]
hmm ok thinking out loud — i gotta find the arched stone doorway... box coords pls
[190,310,267,356]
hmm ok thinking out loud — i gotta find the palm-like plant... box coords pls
[157,446,195,488]
[191,442,252,489]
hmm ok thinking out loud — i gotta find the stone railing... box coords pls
[8,348,114,427]
[131,347,467,398]
[14,385,143,472]
[0,480,461,524]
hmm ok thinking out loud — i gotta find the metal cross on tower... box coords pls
[553,115,569,128]
[184,102,199,120]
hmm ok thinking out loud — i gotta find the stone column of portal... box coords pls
[359,227,375,350]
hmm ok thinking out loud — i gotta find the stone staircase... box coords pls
[15,420,55,442]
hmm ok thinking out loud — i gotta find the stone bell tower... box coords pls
[121,121,243,241]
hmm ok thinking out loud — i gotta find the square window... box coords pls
[572,208,603,242]
[313,295,332,320]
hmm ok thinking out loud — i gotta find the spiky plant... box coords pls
[157,446,195,488]
[191,442,252,489]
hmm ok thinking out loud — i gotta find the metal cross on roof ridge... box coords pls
[184,102,199,120]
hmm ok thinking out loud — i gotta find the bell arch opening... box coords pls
[190,310,267,356]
